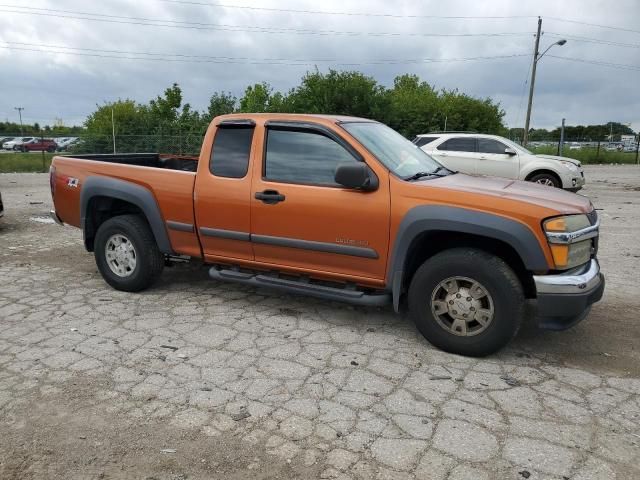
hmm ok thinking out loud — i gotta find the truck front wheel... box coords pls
[408,248,524,357]
[94,214,164,292]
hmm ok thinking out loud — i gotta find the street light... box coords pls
[522,19,567,146]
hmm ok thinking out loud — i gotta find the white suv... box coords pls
[414,133,585,191]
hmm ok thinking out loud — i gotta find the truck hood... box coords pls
[535,154,581,166]
[421,173,592,214]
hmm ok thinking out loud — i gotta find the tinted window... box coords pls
[414,136,440,147]
[265,129,358,185]
[210,127,254,178]
[478,138,508,154]
[437,137,476,152]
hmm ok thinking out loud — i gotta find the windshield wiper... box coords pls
[404,166,450,181]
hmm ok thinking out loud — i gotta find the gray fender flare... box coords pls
[80,176,173,254]
[386,205,549,311]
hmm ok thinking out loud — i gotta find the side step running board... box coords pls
[209,266,390,307]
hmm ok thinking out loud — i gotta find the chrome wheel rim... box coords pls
[430,276,494,337]
[536,178,554,187]
[105,234,137,277]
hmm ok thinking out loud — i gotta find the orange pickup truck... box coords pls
[50,114,604,356]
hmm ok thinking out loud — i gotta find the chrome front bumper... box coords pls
[534,259,601,294]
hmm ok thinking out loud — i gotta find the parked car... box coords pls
[21,138,57,152]
[50,114,604,356]
[414,133,585,191]
[3,137,34,150]
[0,137,15,145]
[604,143,623,152]
[55,137,78,151]
[569,143,582,150]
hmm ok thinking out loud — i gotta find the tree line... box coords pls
[2,70,635,154]
[77,70,506,153]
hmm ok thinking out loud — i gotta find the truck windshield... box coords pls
[341,122,446,179]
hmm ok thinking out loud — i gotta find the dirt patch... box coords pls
[0,377,318,480]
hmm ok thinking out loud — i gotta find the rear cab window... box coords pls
[210,126,255,178]
[437,137,477,152]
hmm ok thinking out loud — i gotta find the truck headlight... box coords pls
[560,161,579,172]
[543,214,596,270]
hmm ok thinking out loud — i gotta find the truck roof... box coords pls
[213,113,377,124]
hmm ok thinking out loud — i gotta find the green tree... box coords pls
[239,83,274,113]
[287,70,387,118]
[207,92,237,119]
[385,74,439,137]
[438,89,504,134]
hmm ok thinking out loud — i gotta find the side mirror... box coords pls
[334,163,378,191]
[504,147,517,156]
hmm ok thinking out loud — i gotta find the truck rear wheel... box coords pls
[94,214,164,292]
[408,248,524,357]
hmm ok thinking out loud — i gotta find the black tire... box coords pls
[408,248,524,357]
[529,172,561,188]
[94,214,164,292]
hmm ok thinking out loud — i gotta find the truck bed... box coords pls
[65,153,199,172]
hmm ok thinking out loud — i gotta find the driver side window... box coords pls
[264,128,359,186]
[477,138,508,155]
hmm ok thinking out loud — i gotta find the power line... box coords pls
[159,0,637,36]
[546,54,640,71]
[0,5,535,37]
[546,16,640,35]
[0,43,530,66]
[158,0,537,20]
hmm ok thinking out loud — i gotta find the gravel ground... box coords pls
[0,166,639,480]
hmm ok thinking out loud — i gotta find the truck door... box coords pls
[249,122,390,283]
[194,121,256,262]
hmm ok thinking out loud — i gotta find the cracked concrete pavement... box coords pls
[0,165,639,479]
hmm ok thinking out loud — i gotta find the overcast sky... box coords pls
[1,0,639,133]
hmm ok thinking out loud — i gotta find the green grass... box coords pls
[0,152,56,173]
[528,145,639,165]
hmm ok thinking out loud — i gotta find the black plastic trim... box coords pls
[199,227,250,241]
[166,220,194,233]
[252,234,378,259]
[80,176,173,254]
[216,119,256,126]
[209,266,390,306]
[536,274,605,330]
[387,205,549,311]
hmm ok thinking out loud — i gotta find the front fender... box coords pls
[386,205,549,311]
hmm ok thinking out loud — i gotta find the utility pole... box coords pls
[559,118,566,156]
[14,107,24,135]
[111,107,116,154]
[523,17,542,146]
